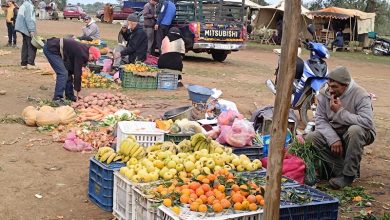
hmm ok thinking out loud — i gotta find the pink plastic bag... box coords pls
[216,125,231,144]
[144,54,159,65]
[261,154,305,184]
[63,131,93,152]
[102,59,112,72]
[217,110,244,126]
[225,119,255,147]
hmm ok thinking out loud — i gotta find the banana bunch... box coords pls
[191,133,212,152]
[160,141,178,154]
[95,147,122,164]
[117,137,146,162]
[177,139,192,152]
[146,142,163,153]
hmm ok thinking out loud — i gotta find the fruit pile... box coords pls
[152,169,266,215]
[118,133,263,183]
[80,39,101,45]
[81,70,114,89]
[95,135,146,164]
[122,62,160,73]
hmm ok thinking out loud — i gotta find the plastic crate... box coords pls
[231,145,264,161]
[164,133,192,144]
[121,71,157,89]
[280,185,339,220]
[262,132,292,157]
[133,187,164,220]
[113,171,135,220]
[116,121,165,151]
[88,157,125,212]
[157,72,179,90]
[240,170,299,187]
[159,205,264,220]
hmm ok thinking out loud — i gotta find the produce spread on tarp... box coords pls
[19,52,339,218]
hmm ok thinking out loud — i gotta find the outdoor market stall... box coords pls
[307,7,376,48]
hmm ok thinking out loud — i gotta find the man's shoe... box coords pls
[52,98,67,107]
[12,44,18,49]
[66,95,77,102]
[329,176,354,190]
[27,64,40,70]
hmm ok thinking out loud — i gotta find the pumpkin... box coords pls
[22,106,36,117]
[22,106,38,126]
[55,106,77,125]
[36,111,61,126]
[39,105,55,113]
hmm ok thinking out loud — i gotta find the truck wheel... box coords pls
[211,51,228,62]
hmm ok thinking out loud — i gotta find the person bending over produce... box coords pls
[114,14,147,64]
[79,16,100,41]
[158,27,185,86]
[306,66,375,189]
[44,37,101,105]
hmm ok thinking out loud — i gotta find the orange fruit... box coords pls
[255,195,264,204]
[217,185,225,193]
[259,199,265,206]
[181,184,189,189]
[196,188,205,197]
[213,203,223,213]
[205,190,215,197]
[189,182,201,191]
[182,189,191,196]
[198,204,208,213]
[232,184,240,192]
[219,169,228,175]
[231,193,244,204]
[249,203,258,211]
[240,185,248,190]
[247,195,257,204]
[180,194,190,204]
[199,195,208,204]
[190,193,198,200]
[234,202,243,210]
[212,199,220,205]
[171,206,180,215]
[201,184,211,192]
[163,198,172,207]
[242,200,250,210]
[215,191,225,201]
[220,198,231,209]
[207,174,216,181]
[227,173,234,180]
[195,198,204,204]
[196,175,206,182]
[202,178,210,184]
[190,202,200,211]
[207,195,216,205]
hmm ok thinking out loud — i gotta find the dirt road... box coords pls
[0,19,389,219]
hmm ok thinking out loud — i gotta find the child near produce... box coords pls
[43,37,101,105]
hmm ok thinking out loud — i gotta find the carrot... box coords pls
[91,106,106,114]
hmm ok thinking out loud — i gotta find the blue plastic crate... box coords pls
[262,132,292,157]
[231,145,264,161]
[157,72,179,90]
[280,185,339,220]
[240,170,300,187]
[88,157,125,212]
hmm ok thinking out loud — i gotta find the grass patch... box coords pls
[0,115,24,124]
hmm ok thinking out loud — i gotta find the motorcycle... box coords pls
[266,24,330,126]
[369,32,390,56]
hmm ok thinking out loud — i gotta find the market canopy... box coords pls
[307,7,375,35]
[259,0,311,17]
[224,0,262,9]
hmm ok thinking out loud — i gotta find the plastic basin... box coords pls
[187,85,213,103]
[163,106,193,121]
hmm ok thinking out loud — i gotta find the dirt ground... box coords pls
[0,19,389,220]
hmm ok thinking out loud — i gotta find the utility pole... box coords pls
[263,0,301,219]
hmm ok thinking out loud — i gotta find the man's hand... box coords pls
[30,31,36,37]
[330,95,342,113]
[113,52,121,59]
[331,140,343,157]
[154,24,158,30]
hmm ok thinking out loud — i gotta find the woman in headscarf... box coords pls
[158,27,185,85]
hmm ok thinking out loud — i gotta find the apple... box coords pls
[153,160,165,169]
[186,155,196,163]
[206,159,215,169]
[131,175,141,183]
[120,167,128,176]
[215,146,224,154]
[195,161,204,170]
[214,165,222,172]
[176,163,184,172]
[214,157,225,166]
[150,172,159,181]
[232,158,241,166]
[202,167,211,175]
[163,172,174,180]
[167,160,177,169]
[159,167,169,178]
[169,168,177,176]
[184,161,195,172]
[128,157,138,166]
[191,169,200,177]
[236,165,245,172]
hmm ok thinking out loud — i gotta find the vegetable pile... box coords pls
[71,92,142,110]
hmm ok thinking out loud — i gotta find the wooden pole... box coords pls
[263,0,301,219]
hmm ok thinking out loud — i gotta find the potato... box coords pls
[91,100,98,105]
[84,103,89,108]
[90,93,98,97]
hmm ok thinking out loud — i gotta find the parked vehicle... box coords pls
[172,0,247,62]
[96,5,143,21]
[368,32,390,56]
[63,5,87,20]
[266,25,330,126]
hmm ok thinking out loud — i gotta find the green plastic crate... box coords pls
[164,133,192,144]
[121,71,157,89]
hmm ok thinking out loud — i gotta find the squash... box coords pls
[22,106,38,126]
[36,111,61,126]
[22,106,36,117]
[39,105,55,113]
[55,106,77,125]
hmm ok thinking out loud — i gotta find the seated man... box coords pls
[115,14,147,63]
[306,66,375,189]
[79,16,100,41]
[331,30,344,50]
